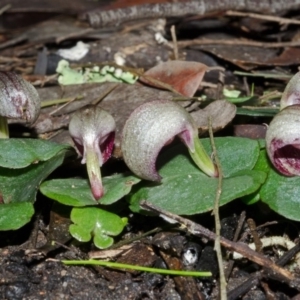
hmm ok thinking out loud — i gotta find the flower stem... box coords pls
[188,137,218,177]
[0,116,9,138]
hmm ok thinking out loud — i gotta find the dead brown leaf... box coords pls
[140,60,208,97]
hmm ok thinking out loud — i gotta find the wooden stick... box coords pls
[81,0,300,28]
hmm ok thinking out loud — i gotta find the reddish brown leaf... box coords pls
[140,60,208,97]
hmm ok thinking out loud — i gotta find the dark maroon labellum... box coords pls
[272,138,300,176]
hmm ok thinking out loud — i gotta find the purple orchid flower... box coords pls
[69,106,115,200]
[266,105,300,176]
[0,72,40,138]
[121,100,218,181]
[266,72,300,175]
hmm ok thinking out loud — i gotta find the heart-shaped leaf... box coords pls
[140,60,208,97]
[40,173,141,206]
[0,202,34,230]
[69,207,127,249]
[0,139,71,169]
[129,137,266,215]
[261,168,300,221]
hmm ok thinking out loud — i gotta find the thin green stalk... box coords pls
[0,116,9,138]
[209,117,226,300]
[62,260,212,277]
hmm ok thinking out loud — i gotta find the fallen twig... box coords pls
[226,10,300,25]
[81,1,300,28]
[176,38,300,49]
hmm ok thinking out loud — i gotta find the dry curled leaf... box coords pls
[140,60,208,97]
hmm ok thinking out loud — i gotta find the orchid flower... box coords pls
[266,71,300,175]
[0,72,40,138]
[266,105,300,176]
[69,106,116,200]
[121,100,218,181]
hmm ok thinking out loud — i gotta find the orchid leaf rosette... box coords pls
[121,100,218,182]
[69,106,116,200]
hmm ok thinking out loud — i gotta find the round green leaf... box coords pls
[130,170,266,215]
[0,202,34,230]
[40,174,141,206]
[69,207,127,249]
[41,179,97,206]
[0,138,71,169]
[261,169,300,221]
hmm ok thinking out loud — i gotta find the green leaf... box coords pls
[241,149,271,205]
[201,137,260,177]
[223,88,241,98]
[225,96,256,104]
[241,192,261,205]
[0,202,34,230]
[236,107,279,117]
[130,170,266,215]
[129,137,266,215]
[0,151,67,204]
[40,173,141,206]
[253,149,271,174]
[69,207,127,249]
[0,139,71,169]
[261,169,300,221]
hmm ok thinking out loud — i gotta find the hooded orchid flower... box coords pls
[0,72,40,138]
[69,106,115,200]
[266,105,300,176]
[121,100,218,181]
[266,71,300,176]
